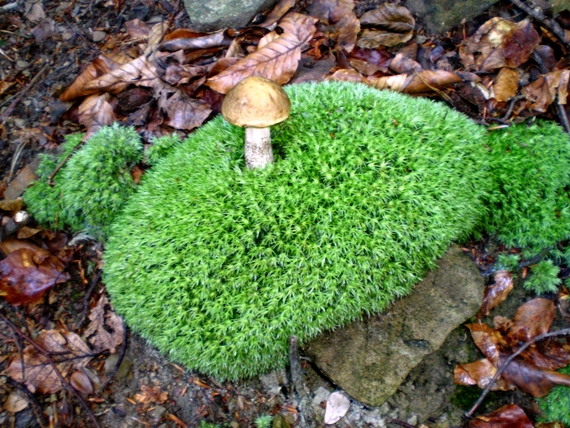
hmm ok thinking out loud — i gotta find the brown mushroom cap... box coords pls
[221,76,291,128]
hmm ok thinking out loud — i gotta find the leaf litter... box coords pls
[2,0,570,425]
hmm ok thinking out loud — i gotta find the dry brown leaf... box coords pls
[157,89,212,131]
[125,18,152,39]
[366,70,461,94]
[77,94,116,140]
[206,13,318,94]
[357,3,414,48]
[481,270,514,316]
[160,30,229,52]
[2,390,29,413]
[258,0,296,27]
[327,68,364,82]
[133,385,168,404]
[84,294,124,353]
[0,239,70,305]
[509,298,554,342]
[308,0,360,52]
[522,69,570,112]
[470,404,534,428]
[60,54,131,101]
[493,68,519,102]
[258,31,280,50]
[6,330,93,394]
[459,18,540,72]
[389,52,422,74]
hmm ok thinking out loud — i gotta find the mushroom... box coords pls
[222,76,291,169]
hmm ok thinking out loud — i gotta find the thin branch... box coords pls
[0,312,101,428]
[510,0,569,47]
[466,327,570,418]
[76,269,103,330]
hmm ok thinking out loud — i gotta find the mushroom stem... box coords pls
[245,127,274,169]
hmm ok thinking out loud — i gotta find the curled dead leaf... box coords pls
[206,13,318,94]
[357,3,414,48]
[84,294,124,353]
[366,70,461,94]
[493,68,519,103]
[522,69,570,113]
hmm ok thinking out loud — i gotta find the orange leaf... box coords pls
[206,13,318,94]
[366,70,461,94]
[470,404,534,428]
[481,270,514,316]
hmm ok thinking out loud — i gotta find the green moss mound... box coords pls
[538,364,570,425]
[23,124,143,239]
[104,81,491,379]
[481,121,570,251]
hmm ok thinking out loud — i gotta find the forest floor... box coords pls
[1,0,570,427]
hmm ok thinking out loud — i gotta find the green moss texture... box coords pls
[103,81,491,379]
[23,124,143,239]
[481,121,570,251]
[538,364,570,425]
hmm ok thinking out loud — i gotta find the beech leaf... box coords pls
[206,13,318,94]
[308,0,360,52]
[357,3,414,48]
[366,70,461,94]
[6,330,93,394]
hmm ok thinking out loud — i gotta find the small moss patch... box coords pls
[103,81,491,379]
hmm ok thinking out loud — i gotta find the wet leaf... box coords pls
[493,68,519,103]
[366,70,461,94]
[481,270,514,316]
[509,298,555,342]
[454,358,514,391]
[357,3,414,48]
[500,356,570,397]
[84,294,124,353]
[459,18,540,72]
[308,0,360,52]
[206,13,318,94]
[0,239,69,305]
[466,323,504,365]
[470,404,534,428]
[6,330,93,394]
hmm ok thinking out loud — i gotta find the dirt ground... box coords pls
[1,0,570,427]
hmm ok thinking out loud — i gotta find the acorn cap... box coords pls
[221,76,291,128]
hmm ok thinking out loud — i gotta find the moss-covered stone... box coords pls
[103,81,491,379]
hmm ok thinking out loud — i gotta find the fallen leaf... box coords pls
[77,94,116,140]
[493,68,519,103]
[160,30,230,52]
[522,69,570,112]
[70,370,93,395]
[84,294,124,353]
[509,298,555,342]
[327,68,364,82]
[0,239,70,305]
[389,51,422,74]
[258,0,296,27]
[454,358,514,391]
[125,18,152,39]
[6,330,93,394]
[357,3,414,48]
[481,270,514,316]
[308,0,360,52]
[366,70,461,94]
[3,390,29,413]
[133,385,168,404]
[206,13,318,94]
[156,89,212,131]
[459,18,540,72]
[324,391,350,424]
[470,404,534,428]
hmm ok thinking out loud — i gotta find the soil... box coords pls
[1,0,569,427]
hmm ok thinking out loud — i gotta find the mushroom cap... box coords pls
[221,76,291,128]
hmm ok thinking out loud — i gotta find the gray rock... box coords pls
[183,0,279,32]
[404,0,499,34]
[304,245,484,407]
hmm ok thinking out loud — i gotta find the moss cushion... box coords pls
[103,81,491,379]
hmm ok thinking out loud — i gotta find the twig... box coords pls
[97,323,128,394]
[0,311,101,428]
[1,375,48,428]
[0,63,49,123]
[466,327,570,418]
[510,0,569,47]
[76,269,102,330]
[47,139,87,185]
[501,95,524,121]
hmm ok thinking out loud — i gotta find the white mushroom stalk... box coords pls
[221,76,291,169]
